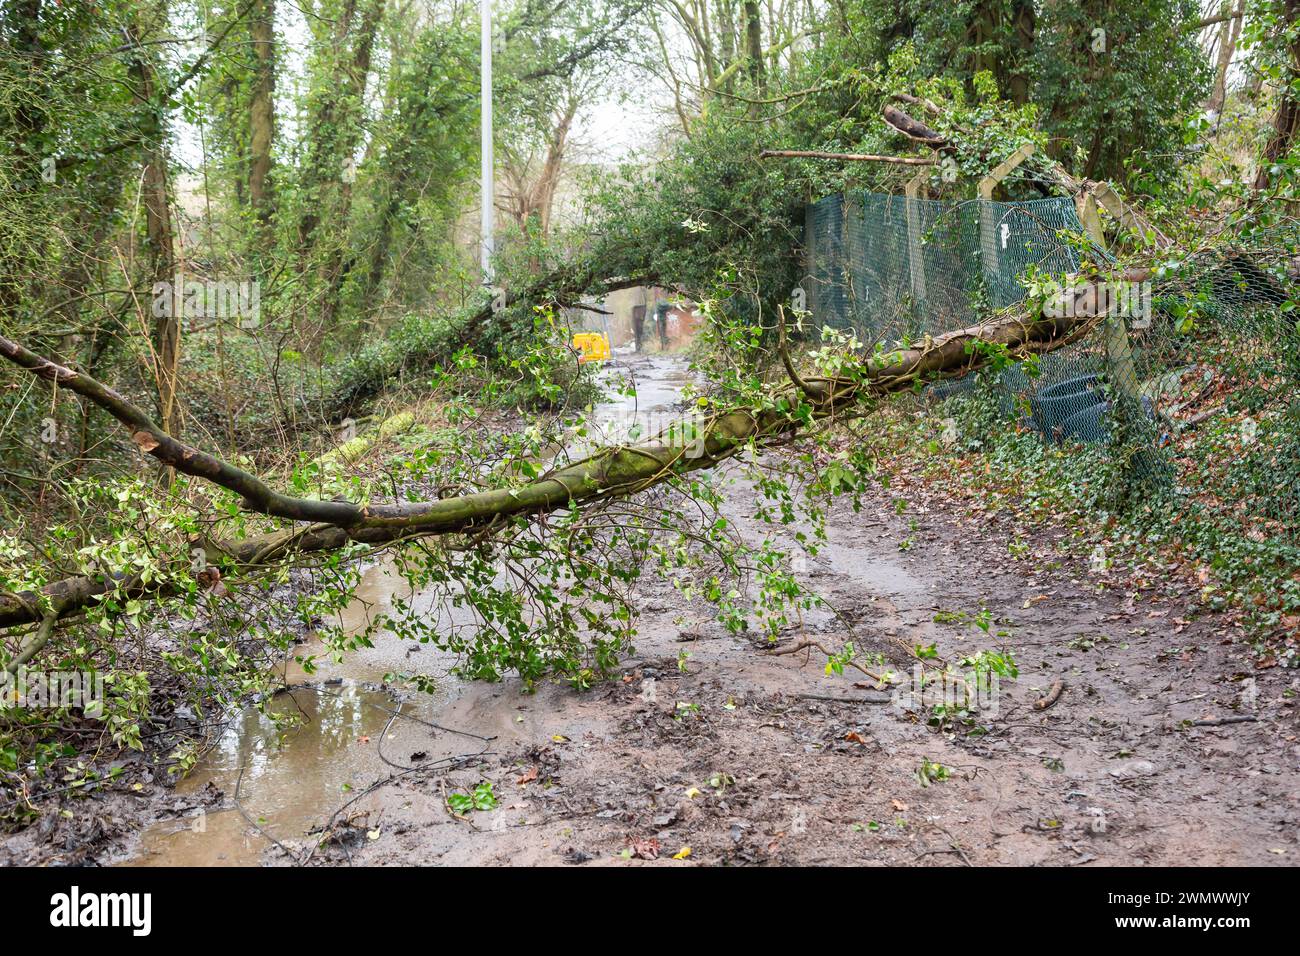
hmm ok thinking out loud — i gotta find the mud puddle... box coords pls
[124,353,695,866]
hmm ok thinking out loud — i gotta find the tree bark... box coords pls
[314,0,388,330]
[971,0,999,80]
[1,0,46,317]
[1008,0,1036,105]
[744,0,764,95]
[717,0,737,92]
[127,15,181,444]
[296,0,387,259]
[1254,0,1300,190]
[882,105,948,147]
[504,96,579,240]
[248,0,276,226]
[1206,1,1242,112]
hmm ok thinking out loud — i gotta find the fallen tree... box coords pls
[325,268,661,419]
[879,101,1174,249]
[0,277,1123,633]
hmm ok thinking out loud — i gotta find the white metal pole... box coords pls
[480,0,494,284]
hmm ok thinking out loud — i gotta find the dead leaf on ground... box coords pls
[629,838,661,860]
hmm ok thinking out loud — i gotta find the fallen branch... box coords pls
[882,105,949,148]
[889,93,943,117]
[776,305,820,401]
[794,692,892,705]
[3,612,58,677]
[1195,5,1244,29]
[0,284,1120,631]
[1180,404,1226,429]
[1033,678,1065,711]
[882,101,1174,249]
[759,149,934,165]
[766,638,887,684]
[1190,715,1257,727]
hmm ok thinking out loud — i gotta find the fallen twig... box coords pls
[1180,404,1225,428]
[794,692,892,705]
[441,779,472,823]
[766,639,888,685]
[1191,715,1258,727]
[1033,678,1065,711]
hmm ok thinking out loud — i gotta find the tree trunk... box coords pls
[1206,1,1241,112]
[717,0,737,92]
[128,16,181,445]
[1008,0,1036,105]
[971,0,999,79]
[744,0,764,94]
[533,99,579,239]
[0,281,1125,630]
[296,0,386,259]
[313,0,387,330]
[1,0,46,316]
[248,0,276,227]
[1254,0,1300,190]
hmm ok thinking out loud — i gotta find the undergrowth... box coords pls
[863,365,1300,667]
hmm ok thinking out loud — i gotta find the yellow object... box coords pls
[572,332,610,364]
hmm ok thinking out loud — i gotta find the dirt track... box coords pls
[290,467,1299,867]
[10,354,1295,867]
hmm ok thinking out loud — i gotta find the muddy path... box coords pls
[113,355,1298,867]
[297,495,1297,866]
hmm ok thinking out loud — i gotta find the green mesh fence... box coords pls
[804,192,1089,341]
[803,191,1146,451]
[801,192,1300,581]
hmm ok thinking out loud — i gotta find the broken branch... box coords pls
[0,288,1118,631]
[1034,678,1065,711]
[759,149,935,165]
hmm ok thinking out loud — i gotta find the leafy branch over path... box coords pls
[0,278,1122,631]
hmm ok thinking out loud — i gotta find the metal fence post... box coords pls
[978,144,1036,299]
[904,167,929,309]
[1076,191,1143,408]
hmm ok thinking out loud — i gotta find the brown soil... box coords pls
[280,474,1300,867]
[7,358,1297,867]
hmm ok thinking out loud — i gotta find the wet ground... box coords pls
[288,501,1297,866]
[105,353,1300,867]
[119,353,702,865]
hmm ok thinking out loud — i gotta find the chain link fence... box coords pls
[801,191,1300,577]
[802,192,1294,455]
[803,192,1125,424]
